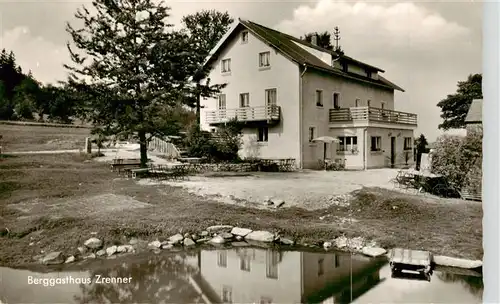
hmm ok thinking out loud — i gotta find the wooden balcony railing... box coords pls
[205,105,280,125]
[329,107,417,125]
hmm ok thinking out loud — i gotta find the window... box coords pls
[259,51,270,67]
[217,250,227,268]
[240,256,251,272]
[265,88,277,106]
[241,31,248,43]
[222,286,232,303]
[337,136,358,152]
[367,99,371,107]
[334,254,340,268]
[333,92,340,109]
[371,136,382,152]
[318,258,324,276]
[266,250,279,279]
[342,63,348,72]
[381,102,385,109]
[308,127,316,142]
[239,93,250,108]
[221,58,231,73]
[258,127,268,142]
[218,94,226,109]
[316,90,323,107]
[404,137,412,150]
[355,98,360,107]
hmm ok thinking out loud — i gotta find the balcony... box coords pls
[205,105,280,126]
[329,107,417,126]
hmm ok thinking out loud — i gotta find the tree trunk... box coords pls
[196,83,201,131]
[138,130,148,168]
[416,152,422,170]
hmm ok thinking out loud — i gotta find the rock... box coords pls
[107,255,117,260]
[245,230,275,243]
[263,197,274,205]
[323,241,333,249]
[96,249,106,257]
[117,245,133,253]
[148,240,162,249]
[232,242,250,247]
[200,231,209,237]
[184,233,191,238]
[191,234,199,241]
[32,254,44,262]
[106,245,118,256]
[65,256,76,264]
[280,238,294,245]
[235,236,243,241]
[183,238,196,246]
[209,235,226,244]
[84,237,103,249]
[129,238,139,245]
[84,253,96,259]
[162,244,173,250]
[433,255,483,269]
[231,227,252,237]
[168,234,185,245]
[206,225,234,233]
[219,232,234,240]
[77,246,87,255]
[334,236,348,249]
[362,247,387,257]
[272,199,285,208]
[42,252,64,265]
[196,238,210,243]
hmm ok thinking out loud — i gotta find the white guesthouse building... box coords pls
[200,19,417,170]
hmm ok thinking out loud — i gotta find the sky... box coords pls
[0,0,482,141]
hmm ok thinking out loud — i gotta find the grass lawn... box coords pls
[0,152,483,267]
[0,124,90,152]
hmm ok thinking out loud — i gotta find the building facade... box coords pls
[200,19,417,170]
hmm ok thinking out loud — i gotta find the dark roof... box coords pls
[205,19,404,92]
[465,99,482,124]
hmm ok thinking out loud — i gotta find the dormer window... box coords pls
[241,31,249,44]
[366,70,372,78]
[342,63,348,72]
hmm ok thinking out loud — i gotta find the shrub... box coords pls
[431,129,482,192]
[184,119,243,163]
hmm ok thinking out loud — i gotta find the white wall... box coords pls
[200,26,301,164]
[200,249,302,303]
[367,127,415,168]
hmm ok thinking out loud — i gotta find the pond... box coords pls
[0,247,483,304]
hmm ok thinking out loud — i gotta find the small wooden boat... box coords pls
[389,248,433,281]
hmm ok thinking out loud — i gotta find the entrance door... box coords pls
[390,137,396,168]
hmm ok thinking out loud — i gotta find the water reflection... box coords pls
[0,248,482,304]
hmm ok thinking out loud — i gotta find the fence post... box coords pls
[85,137,92,154]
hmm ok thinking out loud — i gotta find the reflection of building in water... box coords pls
[190,249,385,304]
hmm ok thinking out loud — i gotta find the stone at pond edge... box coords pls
[361,247,387,257]
[77,246,87,255]
[183,238,196,246]
[106,245,118,256]
[162,244,173,250]
[245,231,275,243]
[231,242,250,247]
[206,225,234,233]
[209,235,226,244]
[433,255,483,269]
[200,231,209,237]
[196,238,210,243]
[84,237,103,249]
[323,241,333,249]
[169,234,184,245]
[231,227,252,237]
[84,253,96,259]
[235,236,243,241]
[280,238,294,245]
[219,232,234,240]
[117,245,134,253]
[96,250,106,257]
[42,251,64,265]
[148,240,162,249]
[65,256,76,264]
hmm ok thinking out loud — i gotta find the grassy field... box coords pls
[0,124,90,152]
[0,152,483,267]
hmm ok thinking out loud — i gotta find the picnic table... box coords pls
[393,168,445,194]
[254,158,296,172]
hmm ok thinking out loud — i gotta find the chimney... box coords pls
[311,34,318,46]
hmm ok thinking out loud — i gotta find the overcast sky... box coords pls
[0,0,482,141]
